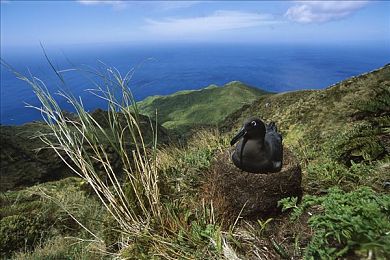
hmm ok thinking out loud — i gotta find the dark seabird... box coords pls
[230,117,283,173]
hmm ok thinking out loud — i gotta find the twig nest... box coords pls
[204,147,302,219]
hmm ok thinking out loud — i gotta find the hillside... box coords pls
[222,64,390,193]
[222,65,390,137]
[1,65,389,259]
[137,81,268,133]
[0,109,171,191]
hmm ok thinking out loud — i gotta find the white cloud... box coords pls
[285,1,368,23]
[77,0,200,11]
[157,1,202,11]
[77,0,122,5]
[144,10,278,36]
[77,0,127,10]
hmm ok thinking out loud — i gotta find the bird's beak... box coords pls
[230,127,246,146]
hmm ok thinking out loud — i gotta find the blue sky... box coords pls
[1,0,389,48]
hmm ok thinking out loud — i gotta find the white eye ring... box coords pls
[251,121,257,126]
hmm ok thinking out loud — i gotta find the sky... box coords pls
[1,0,389,48]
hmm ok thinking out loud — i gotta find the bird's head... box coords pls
[230,117,266,146]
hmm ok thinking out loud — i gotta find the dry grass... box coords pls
[3,60,229,258]
[6,61,163,248]
[3,60,388,259]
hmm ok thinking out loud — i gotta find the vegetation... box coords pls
[1,64,229,259]
[137,81,267,134]
[0,177,107,259]
[280,187,390,259]
[1,63,389,259]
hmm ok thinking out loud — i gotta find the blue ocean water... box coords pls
[1,43,389,125]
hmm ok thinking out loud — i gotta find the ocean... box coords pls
[1,42,389,125]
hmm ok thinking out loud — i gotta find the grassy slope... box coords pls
[0,177,110,259]
[223,64,390,192]
[216,65,390,259]
[137,81,268,132]
[228,65,389,143]
[2,66,389,259]
[0,109,171,191]
[223,65,389,134]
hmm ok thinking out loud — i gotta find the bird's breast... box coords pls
[238,139,266,159]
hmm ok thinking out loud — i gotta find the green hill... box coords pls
[1,65,389,259]
[222,65,390,134]
[137,81,268,132]
[0,109,171,191]
[222,64,390,192]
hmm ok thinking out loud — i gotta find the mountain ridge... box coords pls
[1,64,389,259]
[137,80,269,133]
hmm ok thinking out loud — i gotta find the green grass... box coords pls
[218,64,390,258]
[280,187,390,259]
[1,61,389,259]
[1,62,231,259]
[137,81,268,134]
[0,177,107,259]
[221,64,390,192]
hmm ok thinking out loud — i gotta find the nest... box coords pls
[203,147,302,219]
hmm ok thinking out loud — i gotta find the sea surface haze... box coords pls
[1,43,389,125]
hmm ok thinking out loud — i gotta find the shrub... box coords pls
[325,122,385,165]
[281,187,390,259]
[354,82,390,119]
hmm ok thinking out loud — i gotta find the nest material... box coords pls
[204,147,302,219]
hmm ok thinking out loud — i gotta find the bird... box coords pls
[230,117,283,173]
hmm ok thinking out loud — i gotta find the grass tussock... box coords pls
[35,69,160,232]
[1,61,389,259]
[2,62,234,259]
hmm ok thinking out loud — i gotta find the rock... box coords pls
[203,147,302,219]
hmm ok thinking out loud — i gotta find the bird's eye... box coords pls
[251,121,257,127]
